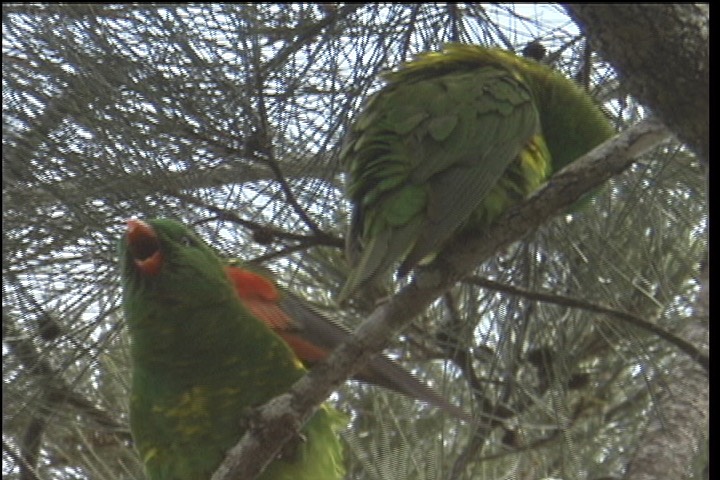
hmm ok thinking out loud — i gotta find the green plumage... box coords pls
[339,44,614,301]
[119,219,345,480]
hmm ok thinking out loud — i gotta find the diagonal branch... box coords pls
[211,118,672,480]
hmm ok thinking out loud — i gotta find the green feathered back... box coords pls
[339,44,613,301]
[119,219,345,480]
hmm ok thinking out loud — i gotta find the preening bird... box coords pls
[339,44,613,302]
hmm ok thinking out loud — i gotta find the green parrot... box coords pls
[119,218,470,480]
[338,44,614,301]
[119,218,345,480]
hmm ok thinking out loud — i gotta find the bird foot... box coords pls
[277,431,307,461]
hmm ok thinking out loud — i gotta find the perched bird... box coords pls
[119,219,345,480]
[338,44,614,301]
[119,218,469,479]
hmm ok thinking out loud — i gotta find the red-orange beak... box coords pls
[126,219,163,276]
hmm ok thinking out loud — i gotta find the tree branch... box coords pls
[464,276,708,371]
[564,4,709,162]
[212,118,671,480]
[179,194,343,249]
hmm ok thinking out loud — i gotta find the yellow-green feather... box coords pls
[119,219,345,480]
[339,44,613,301]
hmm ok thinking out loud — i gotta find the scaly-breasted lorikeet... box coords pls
[338,44,614,301]
[119,218,469,480]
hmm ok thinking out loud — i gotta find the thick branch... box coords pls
[212,118,671,480]
[564,4,709,162]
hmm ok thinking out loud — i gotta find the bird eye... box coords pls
[180,236,195,247]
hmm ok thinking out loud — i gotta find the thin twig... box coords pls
[464,276,708,371]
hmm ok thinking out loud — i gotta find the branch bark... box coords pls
[212,118,672,480]
[626,312,708,479]
[564,4,709,163]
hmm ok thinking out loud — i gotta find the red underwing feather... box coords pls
[225,265,330,364]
